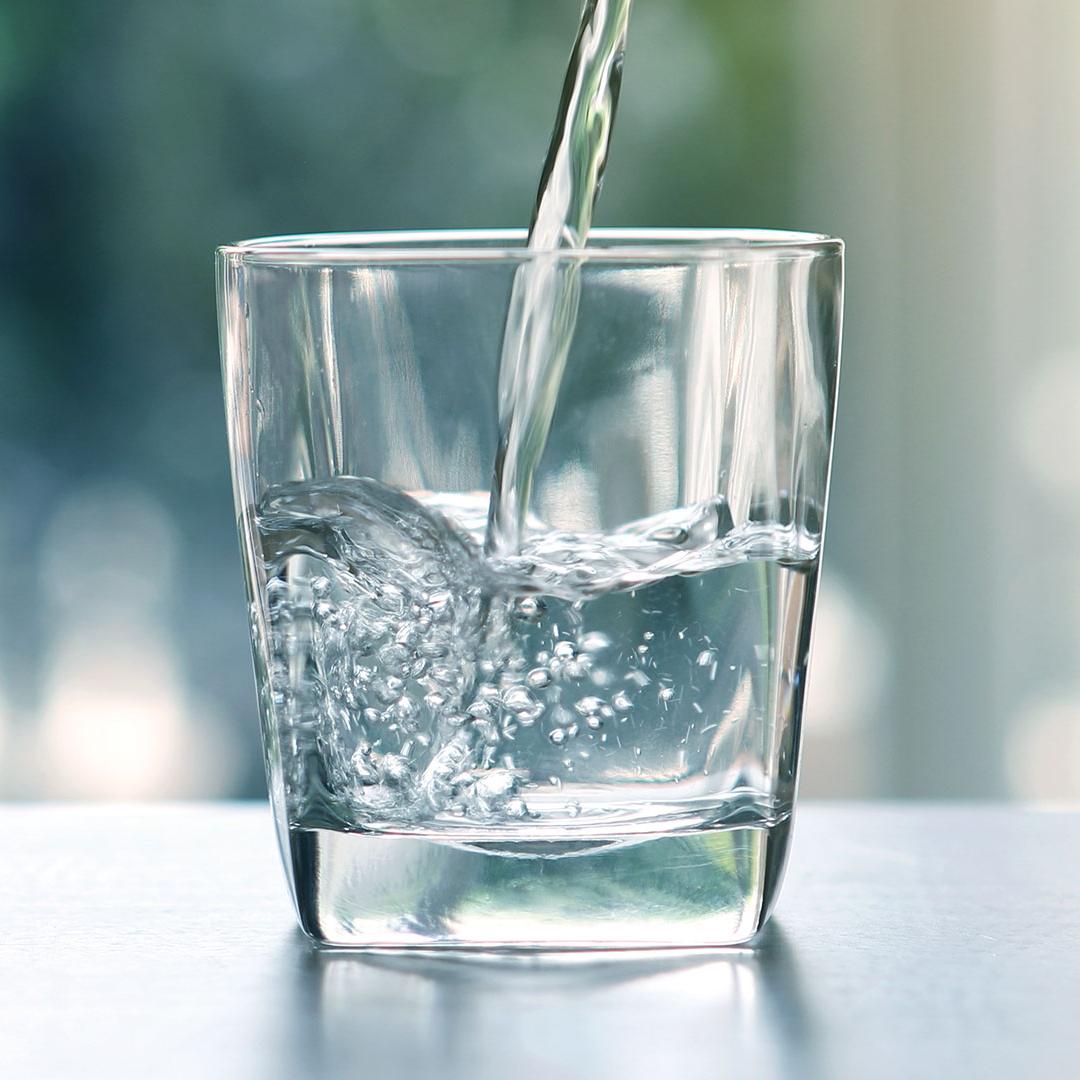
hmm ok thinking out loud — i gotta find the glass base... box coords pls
[287,815,793,949]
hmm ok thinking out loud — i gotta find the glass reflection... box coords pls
[278,924,821,1080]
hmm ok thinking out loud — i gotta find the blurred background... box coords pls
[2,0,1078,801]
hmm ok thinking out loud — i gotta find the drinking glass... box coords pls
[217,229,843,948]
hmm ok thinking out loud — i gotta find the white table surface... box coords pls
[1,802,1076,1079]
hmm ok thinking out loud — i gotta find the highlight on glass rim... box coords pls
[4,0,1078,1074]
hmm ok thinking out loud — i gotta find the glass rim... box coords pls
[217,227,843,265]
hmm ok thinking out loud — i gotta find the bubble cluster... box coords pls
[258,478,819,831]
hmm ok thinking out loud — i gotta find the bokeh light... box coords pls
[1007,693,1080,801]
[4,0,1080,800]
[800,575,889,797]
[34,483,241,798]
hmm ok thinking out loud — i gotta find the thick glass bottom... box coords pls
[287,814,793,949]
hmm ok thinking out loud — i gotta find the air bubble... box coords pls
[502,688,535,716]
[526,668,552,689]
[351,748,379,784]
[373,677,404,704]
[563,660,590,680]
[374,585,406,613]
[394,696,419,724]
[578,632,610,653]
[649,525,688,544]
[380,754,412,785]
[574,696,604,716]
[513,596,546,621]
[473,768,518,801]
[377,643,411,674]
[502,686,543,723]
[549,728,567,746]
[473,718,500,745]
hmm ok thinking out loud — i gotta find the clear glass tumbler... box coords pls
[217,229,843,948]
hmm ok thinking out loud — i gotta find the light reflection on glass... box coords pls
[275,926,822,1080]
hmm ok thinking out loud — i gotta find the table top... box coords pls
[1,802,1076,1079]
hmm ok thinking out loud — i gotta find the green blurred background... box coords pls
[3,0,1078,800]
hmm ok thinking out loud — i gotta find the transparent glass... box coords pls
[217,229,843,949]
